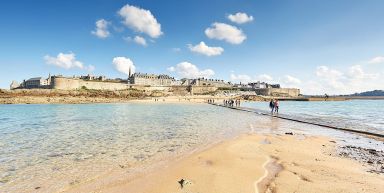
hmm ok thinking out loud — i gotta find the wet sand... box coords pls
[62,134,384,193]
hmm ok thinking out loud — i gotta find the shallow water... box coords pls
[242,100,384,135]
[0,102,382,192]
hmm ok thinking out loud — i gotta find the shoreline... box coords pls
[62,133,384,193]
[2,95,384,105]
[2,89,384,105]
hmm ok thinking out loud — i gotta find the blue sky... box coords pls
[1,0,384,94]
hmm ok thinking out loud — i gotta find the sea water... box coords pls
[0,102,383,192]
[242,100,384,135]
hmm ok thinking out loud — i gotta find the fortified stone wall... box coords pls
[130,85,172,91]
[170,86,190,95]
[255,88,300,97]
[52,77,130,90]
[190,86,218,95]
[51,77,239,96]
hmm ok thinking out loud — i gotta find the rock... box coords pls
[368,149,377,155]
[177,178,192,189]
[178,179,185,189]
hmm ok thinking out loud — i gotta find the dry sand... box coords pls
[62,134,383,193]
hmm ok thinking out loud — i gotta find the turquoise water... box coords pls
[0,102,383,192]
[0,103,265,192]
[242,100,384,135]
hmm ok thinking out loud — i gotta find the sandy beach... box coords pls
[62,134,383,193]
[0,89,234,104]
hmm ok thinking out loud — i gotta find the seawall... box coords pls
[255,88,300,97]
[51,77,218,95]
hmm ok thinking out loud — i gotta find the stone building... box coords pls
[80,74,106,81]
[248,81,280,89]
[255,88,300,97]
[186,78,232,87]
[129,73,177,86]
[22,75,52,89]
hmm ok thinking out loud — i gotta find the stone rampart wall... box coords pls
[255,88,300,97]
[52,77,130,90]
[190,86,217,95]
[51,77,230,95]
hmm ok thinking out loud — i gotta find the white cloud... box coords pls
[230,73,252,83]
[229,59,383,95]
[167,62,215,78]
[188,41,224,56]
[348,65,379,79]
[167,66,175,72]
[256,74,273,82]
[281,75,301,87]
[367,56,384,64]
[133,36,147,46]
[205,22,246,44]
[316,66,344,79]
[112,57,135,76]
[91,19,110,39]
[118,4,163,38]
[227,12,254,24]
[300,65,383,95]
[315,66,346,91]
[44,52,94,71]
[348,65,365,79]
[123,36,147,46]
[229,73,274,84]
[134,36,147,46]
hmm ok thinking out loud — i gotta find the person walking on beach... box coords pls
[274,99,279,114]
[269,99,274,114]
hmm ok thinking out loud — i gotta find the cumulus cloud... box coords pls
[304,65,383,95]
[348,65,379,79]
[112,57,135,76]
[316,66,344,79]
[281,75,301,87]
[205,22,246,44]
[133,36,147,46]
[368,56,384,64]
[256,74,273,82]
[188,41,224,56]
[230,73,252,83]
[315,66,346,91]
[229,73,274,84]
[118,4,163,38]
[227,12,254,24]
[44,52,94,71]
[167,62,214,78]
[229,59,383,95]
[124,36,147,46]
[91,19,110,39]
[167,66,175,72]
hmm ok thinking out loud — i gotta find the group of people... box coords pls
[269,99,279,114]
[224,99,241,107]
[207,99,215,103]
